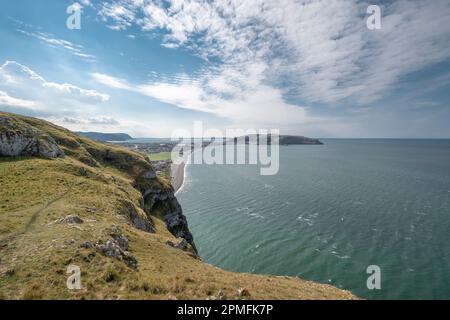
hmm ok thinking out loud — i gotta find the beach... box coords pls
[171,160,186,194]
[171,149,196,194]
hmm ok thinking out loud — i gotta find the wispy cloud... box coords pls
[61,116,120,125]
[0,60,130,133]
[0,90,35,108]
[95,0,450,109]
[92,73,132,90]
[18,29,96,62]
[12,16,96,62]
[0,61,109,110]
[92,66,320,127]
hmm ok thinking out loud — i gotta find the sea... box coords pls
[176,139,450,299]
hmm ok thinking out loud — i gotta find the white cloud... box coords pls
[99,2,136,30]
[0,61,109,111]
[0,90,35,108]
[61,116,120,125]
[79,0,93,7]
[0,61,136,134]
[87,116,120,125]
[92,73,132,90]
[42,82,109,103]
[96,0,450,109]
[92,65,318,126]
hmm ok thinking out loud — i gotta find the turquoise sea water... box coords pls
[177,139,450,299]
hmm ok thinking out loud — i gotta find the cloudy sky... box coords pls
[1,0,450,138]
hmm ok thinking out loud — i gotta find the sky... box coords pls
[1,0,450,138]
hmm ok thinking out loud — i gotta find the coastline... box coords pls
[171,149,194,195]
[171,160,186,194]
[0,104,359,300]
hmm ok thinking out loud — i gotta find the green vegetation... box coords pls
[0,111,357,300]
[149,152,172,161]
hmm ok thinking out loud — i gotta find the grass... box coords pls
[0,111,358,300]
[149,152,172,162]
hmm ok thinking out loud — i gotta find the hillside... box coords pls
[229,134,323,145]
[278,135,323,145]
[0,111,356,300]
[75,132,133,142]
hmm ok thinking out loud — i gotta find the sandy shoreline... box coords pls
[171,160,186,194]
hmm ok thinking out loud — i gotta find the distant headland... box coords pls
[229,134,324,145]
[75,131,133,142]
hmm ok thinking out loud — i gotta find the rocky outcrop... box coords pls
[0,115,64,158]
[134,172,197,254]
[162,198,196,253]
[90,226,138,269]
[54,215,84,225]
[96,239,138,269]
[119,200,155,234]
[166,238,189,251]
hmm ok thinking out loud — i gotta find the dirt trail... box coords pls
[24,191,69,233]
[0,190,69,249]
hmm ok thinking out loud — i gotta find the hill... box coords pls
[229,134,323,145]
[75,132,133,142]
[278,135,323,145]
[0,111,356,300]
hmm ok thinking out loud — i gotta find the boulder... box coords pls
[55,215,84,225]
[238,288,251,298]
[80,241,94,249]
[112,234,129,251]
[165,238,189,251]
[96,239,137,269]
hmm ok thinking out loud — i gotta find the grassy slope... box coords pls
[0,112,357,300]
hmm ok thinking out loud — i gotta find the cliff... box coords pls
[0,111,356,300]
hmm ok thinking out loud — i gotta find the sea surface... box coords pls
[177,139,450,299]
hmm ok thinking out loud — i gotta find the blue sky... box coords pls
[1,0,450,138]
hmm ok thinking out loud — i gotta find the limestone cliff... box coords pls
[0,115,64,158]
